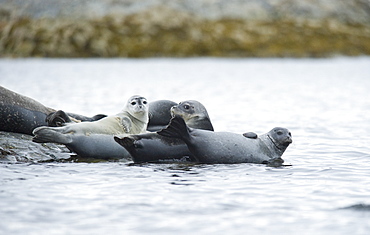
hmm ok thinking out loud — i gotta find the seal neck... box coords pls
[266,134,286,155]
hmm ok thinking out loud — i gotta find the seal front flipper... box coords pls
[121,116,132,133]
[32,126,72,144]
[157,115,191,143]
[243,132,258,139]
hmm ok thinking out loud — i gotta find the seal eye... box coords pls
[277,131,283,135]
[184,105,190,110]
[131,101,137,105]
[143,101,147,105]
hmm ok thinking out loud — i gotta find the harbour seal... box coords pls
[35,132,131,160]
[157,115,292,166]
[115,100,214,163]
[147,100,178,132]
[170,100,214,131]
[0,85,55,135]
[0,85,106,135]
[33,95,149,137]
[45,99,175,129]
[32,95,149,159]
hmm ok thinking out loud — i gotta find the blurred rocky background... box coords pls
[0,0,369,57]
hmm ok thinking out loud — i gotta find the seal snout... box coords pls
[283,136,292,146]
[170,105,178,117]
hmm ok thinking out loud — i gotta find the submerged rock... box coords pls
[0,0,369,57]
[0,131,71,163]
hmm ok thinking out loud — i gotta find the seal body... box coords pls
[158,116,292,165]
[0,86,55,135]
[115,100,214,163]
[0,86,107,134]
[33,95,149,136]
[33,129,130,159]
[147,100,178,132]
[114,133,193,163]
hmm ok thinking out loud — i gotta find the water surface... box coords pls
[1,57,370,234]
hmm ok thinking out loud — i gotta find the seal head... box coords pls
[171,100,213,131]
[267,127,292,154]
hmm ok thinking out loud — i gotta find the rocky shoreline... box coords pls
[1,0,369,57]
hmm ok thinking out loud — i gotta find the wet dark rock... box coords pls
[0,131,71,163]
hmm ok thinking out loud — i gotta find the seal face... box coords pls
[267,127,292,153]
[157,115,292,165]
[115,100,214,163]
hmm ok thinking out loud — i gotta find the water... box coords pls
[1,57,370,234]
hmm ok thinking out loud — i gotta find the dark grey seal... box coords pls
[147,100,178,132]
[0,86,106,135]
[33,132,131,160]
[0,86,55,135]
[115,100,214,163]
[157,116,292,166]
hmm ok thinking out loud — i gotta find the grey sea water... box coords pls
[0,57,370,234]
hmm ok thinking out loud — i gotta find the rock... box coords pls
[0,131,71,163]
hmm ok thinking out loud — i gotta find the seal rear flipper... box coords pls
[32,126,72,144]
[92,114,107,121]
[46,110,72,127]
[114,136,139,159]
[157,115,191,143]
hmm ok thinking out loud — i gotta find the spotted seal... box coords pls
[33,95,149,137]
[0,85,106,135]
[157,115,292,166]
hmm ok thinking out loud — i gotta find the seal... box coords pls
[35,132,131,160]
[33,95,149,136]
[170,100,214,131]
[157,115,292,166]
[114,100,214,163]
[32,95,149,159]
[45,99,175,129]
[0,85,106,135]
[0,85,55,135]
[147,100,178,132]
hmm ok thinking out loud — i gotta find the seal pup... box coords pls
[32,96,149,159]
[0,85,107,135]
[115,100,214,163]
[33,95,149,137]
[157,115,292,166]
[147,100,178,132]
[46,99,175,129]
